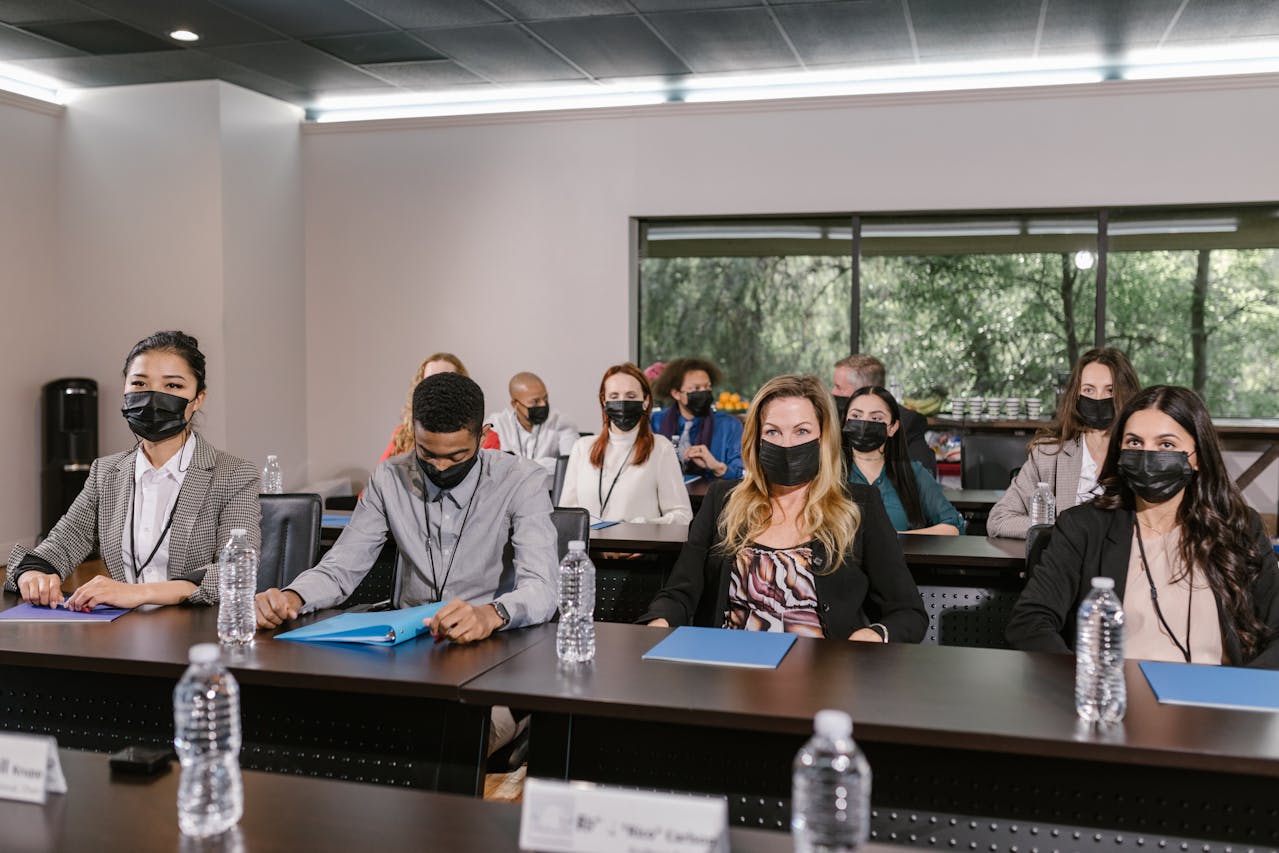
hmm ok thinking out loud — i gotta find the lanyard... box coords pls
[522,423,542,459]
[422,456,482,602]
[129,479,181,582]
[597,443,635,518]
[1133,519,1193,664]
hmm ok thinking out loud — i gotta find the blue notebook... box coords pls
[642,626,797,669]
[1139,660,1279,713]
[321,514,351,529]
[0,603,131,623]
[590,520,618,530]
[275,602,445,646]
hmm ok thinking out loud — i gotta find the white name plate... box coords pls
[0,734,66,804]
[520,778,728,853]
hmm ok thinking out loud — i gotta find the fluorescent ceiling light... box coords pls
[0,62,63,104]
[647,225,826,241]
[1026,219,1099,235]
[169,29,199,42]
[862,221,1023,238]
[1109,218,1238,236]
[1121,40,1279,81]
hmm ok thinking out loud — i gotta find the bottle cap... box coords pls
[1037,482,1049,489]
[814,709,853,739]
[230,528,248,537]
[1090,577,1115,590]
[188,643,220,664]
[267,454,278,462]
[568,540,586,551]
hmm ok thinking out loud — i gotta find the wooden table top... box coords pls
[941,487,1004,510]
[461,622,1279,779]
[0,592,547,700]
[4,750,840,853]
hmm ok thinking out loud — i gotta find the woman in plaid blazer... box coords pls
[5,331,260,608]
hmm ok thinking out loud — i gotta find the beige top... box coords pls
[1122,528,1225,665]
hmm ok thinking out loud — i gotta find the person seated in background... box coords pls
[639,374,927,642]
[6,331,260,609]
[256,371,558,642]
[650,357,744,481]
[485,371,578,488]
[988,348,1140,539]
[844,386,964,535]
[379,352,499,463]
[831,354,936,476]
[560,363,692,525]
[1006,385,1279,668]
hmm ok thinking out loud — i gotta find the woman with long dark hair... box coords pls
[844,387,964,535]
[559,363,692,524]
[640,374,927,642]
[988,348,1140,538]
[1007,386,1279,667]
[5,331,260,609]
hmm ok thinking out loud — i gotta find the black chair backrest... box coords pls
[1025,524,1053,579]
[338,540,398,609]
[550,507,590,560]
[257,493,322,593]
[960,433,1031,489]
[551,455,571,506]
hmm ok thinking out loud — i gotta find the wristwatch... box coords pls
[490,601,511,629]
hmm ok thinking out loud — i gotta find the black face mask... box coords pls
[524,404,550,426]
[758,437,822,487]
[1118,449,1195,504]
[121,391,192,442]
[419,449,480,491]
[1076,395,1116,430]
[684,390,713,418]
[832,395,852,424]
[604,400,645,432]
[842,419,889,453]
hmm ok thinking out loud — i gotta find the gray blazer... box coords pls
[4,434,261,605]
[986,436,1085,539]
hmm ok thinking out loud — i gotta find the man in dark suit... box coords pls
[832,354,937,476]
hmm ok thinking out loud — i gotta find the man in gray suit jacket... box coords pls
[255,372,558,644]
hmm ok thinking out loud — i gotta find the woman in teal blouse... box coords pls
[843,386,965,535]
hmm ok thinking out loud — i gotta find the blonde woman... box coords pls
[640,375,926,642]
[379,353,499,462]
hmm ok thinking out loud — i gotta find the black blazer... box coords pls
[1005,502,1279,668]
[639,480,928,642]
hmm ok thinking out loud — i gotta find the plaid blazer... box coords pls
[4,433,260,605]
[986,435,1085,539]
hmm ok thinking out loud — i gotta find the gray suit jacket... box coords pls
[4,434,261,605]
[986,436,1085,539]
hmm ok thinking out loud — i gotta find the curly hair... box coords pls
[412,372,484,437]
[392,353,469,454]
[653,357,723,401]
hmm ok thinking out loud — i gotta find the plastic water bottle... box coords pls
[174,643,243,838]
[1075,577,1126,723]
[261,455,283,494]
[556,540,596,663]
[792,709,871,852]
[217,529,258,647]
[1030,481,1056,527]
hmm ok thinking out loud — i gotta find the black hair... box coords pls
[412,372,485,436]
[122,330,207,395]
[848,386,926,529]
[653,357,723,400]
[1095,385,1273,660]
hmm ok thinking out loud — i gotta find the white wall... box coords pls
[0,94,62,558]
[302,75,1279,509]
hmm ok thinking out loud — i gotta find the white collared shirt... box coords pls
[122,435,195,584]
[1077,439,1101,505]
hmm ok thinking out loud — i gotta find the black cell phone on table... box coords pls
[109,745,175,776]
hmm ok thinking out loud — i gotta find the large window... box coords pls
[637,205,1279,416]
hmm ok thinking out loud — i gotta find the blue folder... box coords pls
[1139,660,1279,713]
[275,602,445,646]
[642,626,797,669]
[321,514,351,529]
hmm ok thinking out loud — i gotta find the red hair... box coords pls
[589,363,655,468]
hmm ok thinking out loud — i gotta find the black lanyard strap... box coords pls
[1134,518,1193,663]
[597,443,635,517]
[422,456,482,602]
[129,481,181,581]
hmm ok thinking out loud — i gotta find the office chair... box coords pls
[257,493,322,592]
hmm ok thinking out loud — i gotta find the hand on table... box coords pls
[647,618,670,628]
[683,445,726,477]
[849,627,885,643]
[256,588,302,629]
[426,599,503,644]
[18,571,65,607]
[64,576,149,611]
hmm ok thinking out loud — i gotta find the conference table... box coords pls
[3,749,836,853]
[464,622,1279,851]
[0,591,544,795]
